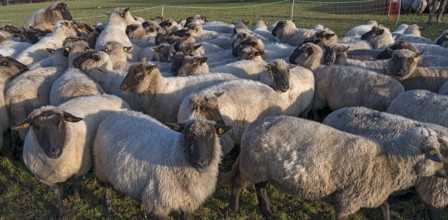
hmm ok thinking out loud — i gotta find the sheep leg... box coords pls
[11,130,22,161]
[427,205,442,220]
[428,4,437,24]
[105,183,113,211]
[180,211,191,220]
[51,184,65,220]
[227,173,247,213]
[379,202,390,220]
[436,9,444,23]
[255,181,273,218]
[69,176,80,201]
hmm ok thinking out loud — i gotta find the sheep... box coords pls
[14,20,80,66]
[72,50,143,111]
[223,115,448,219]
[343,40,418,61]
[171,55,209,76]
[271,20,317,46]
[290,42,404,116]
[6,41,90,144]
[385,49,448,92]
[0,55,28,150]
[252,20,276,42]
[323,106,448,220]
[93,111,230,219]
[413,0,428,14]
[387,90,448,128]
[95,8,133,53]
[14,94,130,219]
[403,24,423,36]
[345,20,378,37]
[49,47,105,106]
[100,41,132,70]
[0,25,34,58]
[22,2,73,33]
[120,63,237,123]
[412,43,448,56]
[427,0,447,24]
[360,26,394,49]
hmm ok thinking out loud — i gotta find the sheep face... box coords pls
[74,22,93,38]
[106,8,128,27]
[323,44,349,65]
[387,49,422,79]
[143,21,160,37]
[174,120,230,173]
[173,56,208,77]
[289,42,322,67]
[377,40,418,60]
[0,55,28,78]
[360,26,384,40]
[52,2,72,21]
[187,93,225,124]
[102,41,131,64]
[126,24,145,39]
[121,63,160,93]
[265,60,291,92]
[271,21,284,37]
[152,44,176,62]
[238,47,262,61]
[313,29,337,46]
[174,41,201,57]
[73,50,112,72]
[14,109,82,159]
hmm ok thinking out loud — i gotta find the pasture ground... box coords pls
[0,0,447,219]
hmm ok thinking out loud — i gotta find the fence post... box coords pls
[290,0,295,21]
[161,5,165,18]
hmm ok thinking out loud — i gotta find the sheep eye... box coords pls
[65,48,71,53]
[200,106,208,111]
[119,13,125,18]
[104,48,110,53]
[84,47,89,52]
[63,22,69,26]
[123,47,128,52]
[1,61,8,66]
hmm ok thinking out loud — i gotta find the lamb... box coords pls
[223,115,448,219]
[14,20,80,66]
[22,2,73,33]
[6,41,89,145]
[387,90,448,128]
[290,42,404,116]
[93,110,230,219]
[72,50,143,111]
[323,106,448,220]
[345,20,378,37]
[0,55,28,150]
[120,63,237,123]
[271,20,316,46]
[14,94,130,219]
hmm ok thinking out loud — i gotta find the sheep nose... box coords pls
[48,147,61,159]
[279,85,289,92]
[93,54,101,61]
[195,161,208,173]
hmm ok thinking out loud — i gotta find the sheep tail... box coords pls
[218,155,240,186]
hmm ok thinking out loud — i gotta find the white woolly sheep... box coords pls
[93,111,230,219]
[6,41,89,145]
[14,20,80,66]
[271,20,317,46]
[290,42,404,116]
[15,94,130,219]
[345,20,378,37]
[95,8,133,53]
[120,63,237,123]
[224,115,448,219]
[359,26,394,49]
[387,89,448,128]
[22,2,73,33]
[171,55,209,76]
[323,106,448,220]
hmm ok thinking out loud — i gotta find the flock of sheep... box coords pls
[2,1,448,219]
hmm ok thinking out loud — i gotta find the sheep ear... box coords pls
[165,122,184,132]
[265,64,273,73]
[325,33,336,39]
[123,46,132,52]
[199,56,208,64]
[214,92,224,97]
[306,46,314,56]
[289,64,296,69]
[415,51,424,58]
[214,124,232,136]
[194,44,202,50]
[342,46,350,52]
[425,146,445,163]
[13,119,31,130]
[151,47,159,52]
[124,7,130,13]
[145,64,159,73]
[62,111,83,123]
[46,48,56,54]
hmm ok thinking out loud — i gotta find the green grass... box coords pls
[1,0,448,219]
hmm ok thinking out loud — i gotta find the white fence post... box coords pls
[290,0,295,21]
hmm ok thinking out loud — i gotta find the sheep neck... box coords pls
[140,71,164,102]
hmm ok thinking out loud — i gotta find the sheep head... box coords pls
[13,107,82,159]
[51,2,72,21]
[173,55,208,77]
[152,43,176,62]
[386,49,422,80]
[0,55,28,79]
[264,60,291,92]
[167,119,231,173]
[121,63,160,93]
[73,50,112,72]
[102,41,131,65]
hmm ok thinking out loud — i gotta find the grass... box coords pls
[0,0,448,219]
